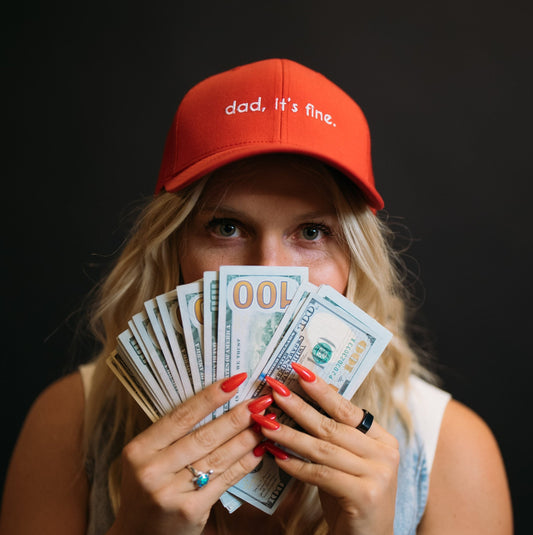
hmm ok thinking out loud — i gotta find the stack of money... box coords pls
[108,265,392,514]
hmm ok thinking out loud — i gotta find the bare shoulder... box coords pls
[0,371,89,535]
[418,399,513,534]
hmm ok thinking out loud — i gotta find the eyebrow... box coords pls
[198,204,337,220]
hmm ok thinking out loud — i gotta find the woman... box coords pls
[0,59,512,534]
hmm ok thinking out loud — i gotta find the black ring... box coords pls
[355,409,374,434]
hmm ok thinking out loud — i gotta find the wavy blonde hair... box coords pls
[83,155,431,534]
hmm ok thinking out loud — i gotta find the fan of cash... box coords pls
[108,265,392,514]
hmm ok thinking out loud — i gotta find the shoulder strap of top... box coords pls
[79,362,97,402]
[408,376,451,474]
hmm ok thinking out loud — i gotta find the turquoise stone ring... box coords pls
[187,465,214,489]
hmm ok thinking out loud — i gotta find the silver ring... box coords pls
[355,409,374,434]
[187,465,213,489]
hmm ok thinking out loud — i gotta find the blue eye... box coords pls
[301,223,331,241]
[206,218,240,237]
[218,222,237,237]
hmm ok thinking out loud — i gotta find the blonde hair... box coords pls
[83,154,431,533]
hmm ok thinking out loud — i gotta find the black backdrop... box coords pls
[3,1,531,531]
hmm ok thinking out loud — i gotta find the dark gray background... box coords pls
[3,1,531,531]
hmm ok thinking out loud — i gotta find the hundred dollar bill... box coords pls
[107,351,160,422]
[202,271,218,388]
[217,265,308,407]
[246,288,392,403]
[116,327,172,415]
[203,271,221,418]
[144,298,186,402]
[177,280,205,391]
[132,311,182,407]
[234,287,392,514]
[156,290,195,399]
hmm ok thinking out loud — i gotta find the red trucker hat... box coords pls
[155,58,384,210]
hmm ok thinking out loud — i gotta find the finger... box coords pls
[266,387,372,456]
[158,401,260,472]
[134,373,247,451]
[286,369,397,446]
[172,427,262,491]
[258,422,366,476]
[274,454,370,501]
[173,450,264,504]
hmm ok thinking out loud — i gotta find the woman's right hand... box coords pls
[109,373,263,535]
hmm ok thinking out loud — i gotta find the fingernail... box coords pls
[251,413,281,430]
[221,372,248,393]
[265,376,291,397]
[264,440,290,460]
[291,362,316,382]
[252,413,276,433]
[253,443,267,457]
[248,394,274,414]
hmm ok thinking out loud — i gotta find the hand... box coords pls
[255,368,400,535]
[111,374,263,535]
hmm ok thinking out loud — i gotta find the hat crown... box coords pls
[156,59,383,210]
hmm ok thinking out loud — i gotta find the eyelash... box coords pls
[205,218,334,240]
[205,218,241,237]
[301,222,333,238]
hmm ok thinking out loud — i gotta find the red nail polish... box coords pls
[265,376,291,397]
[291,362,316,382]
[251,413,281,430]
[248,394,274,414]
[253,443,267,457]
[221,372,248,393]
[252,414,276,433]
[264,440,290,460]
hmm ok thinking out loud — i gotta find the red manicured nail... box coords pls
[248,394,274,414]
[265,376,291,397]
[291,362,316,382]
[253,443,267,457]
[252,414,276,433]
[221,372,248,392]
[251,413,281,430]
[264,440,290,460]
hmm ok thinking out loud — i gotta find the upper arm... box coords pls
[418,399,513,534]
[0,372,89,535]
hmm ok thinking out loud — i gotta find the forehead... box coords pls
[199,154,337,206]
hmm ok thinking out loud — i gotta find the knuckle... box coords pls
[387,433,400,451]
[387,443,401,468]
[226,406,245,430]
[191,424,217,450]
[219,462,241,487]
[317,414,339,440]
[310,462,331,482]
[220,456,257,487]
[316,439,336,459]
[168,402,198,430]
[204,448,225,470]
[361,479,382,507]
[335,397,356,423]
[122,440,142,464]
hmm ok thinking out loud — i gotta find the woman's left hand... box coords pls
[254,371,400,535]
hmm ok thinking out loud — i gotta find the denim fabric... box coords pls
[392,417,429,534]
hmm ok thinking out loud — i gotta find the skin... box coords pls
[0,158,513,534]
